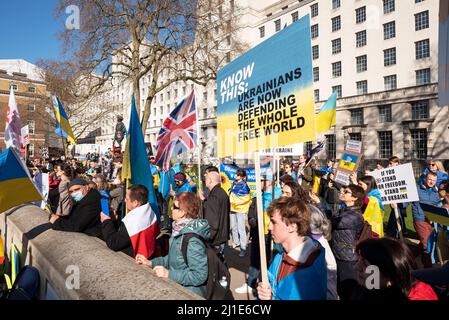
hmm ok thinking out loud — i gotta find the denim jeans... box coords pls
[230,211,247,250]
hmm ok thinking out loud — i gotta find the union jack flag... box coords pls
[155,90,198,170]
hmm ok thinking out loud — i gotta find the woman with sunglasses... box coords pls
[309,184,366,300]
[418,160,448,189]
[136,192,210,297]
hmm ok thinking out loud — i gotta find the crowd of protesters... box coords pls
[23,150,449,301]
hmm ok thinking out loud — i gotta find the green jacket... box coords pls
[150,219,210,297]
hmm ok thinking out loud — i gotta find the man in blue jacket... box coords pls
[412,172,442,267]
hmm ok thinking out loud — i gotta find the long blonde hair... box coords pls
[434,160,447,174]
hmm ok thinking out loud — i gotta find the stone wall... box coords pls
[0,205,201,300]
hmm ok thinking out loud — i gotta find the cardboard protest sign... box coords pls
[217,15,316,158]
[370,163,419,204]
[334,140,363,186]
[345,140,362,153]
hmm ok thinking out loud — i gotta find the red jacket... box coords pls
[408,281,438,300]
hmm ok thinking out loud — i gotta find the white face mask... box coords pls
[71,191,85,202]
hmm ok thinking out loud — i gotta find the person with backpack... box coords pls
[136,192,210,298]
[309,184,366,300]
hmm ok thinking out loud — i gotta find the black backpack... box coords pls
[181,233,233,300]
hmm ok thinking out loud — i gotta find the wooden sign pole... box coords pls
[254,151,268,284]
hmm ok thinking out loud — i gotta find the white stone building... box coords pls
[85,0,448,169]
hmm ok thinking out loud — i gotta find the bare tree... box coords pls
[56,0,247,133]
[36,59,119,142]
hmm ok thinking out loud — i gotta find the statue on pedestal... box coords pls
[113,115,126,152]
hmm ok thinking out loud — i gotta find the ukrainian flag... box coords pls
[53,96,77,145]
[316,92,337,133]
[122,95,160,220]
[0,148,42,213]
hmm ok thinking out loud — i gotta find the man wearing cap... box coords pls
[49,177,102,237]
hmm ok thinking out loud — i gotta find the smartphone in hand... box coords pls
[101,197,110,217]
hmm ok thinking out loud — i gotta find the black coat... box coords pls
[52,188,102,237]
[320,204,363,262]
[202,184,230,246]
[101,220,133,257]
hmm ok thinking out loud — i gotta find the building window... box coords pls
[311,4,318,18]
[259,26,265,38]
[415,0,424,2]
[415,11,429,31]
[226,52,231,63]
[11,84,18,91]
[314,89,320,102]
[28,144,35,158]
[415,39,430,59]
[332,85,342,98]
[332,0,341,10]
[383,21,396,39]
[411,129,427,159]
[383,0,395,14]
[332,61,342,78]
[332,16,341,32]
[167,91,171,100]
[27,120,35,134]
[312,45,319,60]
[384,48,396,66]
[183,86,186,95]
[356,55,367,73]
[349,132,362,141]
[416,68,431,85]
[326,134,336,160]
[356,30,367,47]
[356,7,366,24]
[292,11,299,22]
[203,108,207,119]
[160,106,163,114]
[411,100,429,119]
[313,67,319,82]
[275,19,281,32]
[311,24,319,38]
[378,105,392,123]
[203,91,208,101]
[384,75,397,90]
[28,104,36,112]
[332,38,341,54]
[356,81,368,95]
[305,142,313,154]
[350,109,364,125]
[378,131,393,159]
[28,86,36,93]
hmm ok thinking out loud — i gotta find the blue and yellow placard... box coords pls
[339,153,359,171]
[217,15,316,158]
